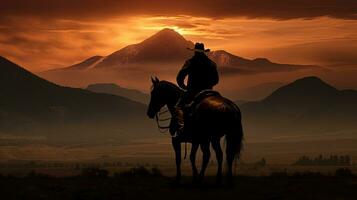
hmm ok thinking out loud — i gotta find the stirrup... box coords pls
[173,127,185,137]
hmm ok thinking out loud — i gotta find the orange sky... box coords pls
[1,0,357,72]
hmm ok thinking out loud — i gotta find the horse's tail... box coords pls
[226,102,244,160]
[226,123,243,159]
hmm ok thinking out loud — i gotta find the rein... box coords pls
[155,107,171,133]
[154,106,188,160]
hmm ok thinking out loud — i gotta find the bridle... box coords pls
[154,106,188,159]
[154,106,171,133]
[150,85,188,159]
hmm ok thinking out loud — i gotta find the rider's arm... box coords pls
[211,62,219,86]
[176,61,190,90]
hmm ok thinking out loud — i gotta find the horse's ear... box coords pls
[155,76,159,83]
[151,76,156,84]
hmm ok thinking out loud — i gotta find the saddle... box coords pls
[186,89,221,110]
[173,90,221,138]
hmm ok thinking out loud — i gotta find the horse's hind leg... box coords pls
[172,138,181,183]
[211,137,223,183]
[190,143,199,181]
[226,140,235,183]
[199,140,211,180]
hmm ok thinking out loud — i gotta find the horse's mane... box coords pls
[157,80,184,94]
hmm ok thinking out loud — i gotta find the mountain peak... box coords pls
[253,58,271,63]
[289,76,337,91]
[142,28,190,46]
[293,76,325,84]
[153,28,184,38]
[94,28,193,67]
[156,28,181,35]
[264,76,338,103]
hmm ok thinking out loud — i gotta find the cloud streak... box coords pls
[1,0,357,21]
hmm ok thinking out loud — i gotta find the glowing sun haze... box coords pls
[1,0,357,72]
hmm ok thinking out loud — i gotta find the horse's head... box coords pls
[147,77,183,119]
[147,76,165,119]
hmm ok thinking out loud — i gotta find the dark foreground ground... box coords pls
[1,168,357,200]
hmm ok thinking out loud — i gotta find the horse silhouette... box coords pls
[147,77,243,183]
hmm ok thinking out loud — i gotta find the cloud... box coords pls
[0,19,128,71]
[1,2,357,72]
[293,40,357,67]
[250,39,357,69]
[1,0,357,21]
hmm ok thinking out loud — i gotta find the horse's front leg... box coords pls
[190,143,199,181]
[172,137,181,182]
[199,140,211,180]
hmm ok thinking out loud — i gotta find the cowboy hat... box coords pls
[187,42,210,53]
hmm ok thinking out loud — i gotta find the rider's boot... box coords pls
[174,106,185,136]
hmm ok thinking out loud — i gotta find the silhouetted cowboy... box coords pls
[174,42,219,136]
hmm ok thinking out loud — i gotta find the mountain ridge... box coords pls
[86,83,149,104]
[48,29,318,73]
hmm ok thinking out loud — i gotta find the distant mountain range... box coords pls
[241,76,357,140]
[86,83,149,104]
[39,28,321,95]
[86,80,282,103]
[1,55,355,144]
[0,56,155,144]
[46,28,317,74]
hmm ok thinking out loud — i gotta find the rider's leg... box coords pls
[174,90,197,136]
[174,93,188,135]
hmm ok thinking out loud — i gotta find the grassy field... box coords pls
[1,138,357,199]
[2,137,357,163]
[0,167,357,200]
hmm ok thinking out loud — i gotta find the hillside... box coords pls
[86,83,149,104]
[233,81,284,101]
[241,76,357,140]
[0,56,155,144]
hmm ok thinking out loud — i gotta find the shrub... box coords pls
[151,167,163,177]
[270,171,289,178]
[26,170,51,179]
[114,166,163,178]
[292,171,323,178]
[335,168,354,178]
[81,168,109,178]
